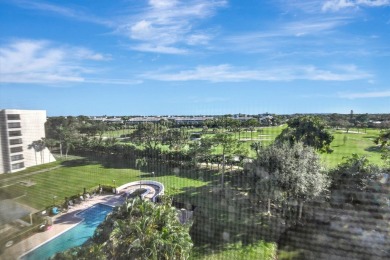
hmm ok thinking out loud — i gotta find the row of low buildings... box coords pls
[90,114,274,125]
[0,109,55,174]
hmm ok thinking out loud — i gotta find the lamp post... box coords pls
[53,195,57,206]
[152,172,155,180]
[112,180,116,194]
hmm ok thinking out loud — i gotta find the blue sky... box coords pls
[0,0,389,116]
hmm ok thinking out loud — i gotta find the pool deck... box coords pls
[1,182,163,260]
[1,193,125,260]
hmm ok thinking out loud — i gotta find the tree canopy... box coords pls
[250,142,329,218]
[276,116,334,153]
[52,197,193,260]
[329,154,384,205]
[130,122,167,150]
[210,133,246,188]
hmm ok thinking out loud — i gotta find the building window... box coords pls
[11,162,25,170]
[7,114,20,120]
[10,138,23,145]
[11,154,24,161]
[9,130,22,137]
[10,146,23,153]
[8,122,21,129]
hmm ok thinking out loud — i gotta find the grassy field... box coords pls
[322,128,383,168]
[0,156,276,259]
[0,158,207,210]
[103,128,134,138]
[191,241,277,260]
[0,126,383,260]
[206,126,383,168]
[104,125,384,169]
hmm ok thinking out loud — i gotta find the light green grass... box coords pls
[191,241,277,260]
[103,128,134,138]
[209,126,383,168]
[3,126,382,210]
[0,160,208,210]
[322,128,383,168]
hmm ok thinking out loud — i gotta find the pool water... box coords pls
[21,203,113,260]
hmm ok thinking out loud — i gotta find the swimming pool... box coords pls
[21,203,113,260]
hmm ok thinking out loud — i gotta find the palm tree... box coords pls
[211,133,241,189]
[250,141,262,157]
[249,126,255,140]
[67,197,193,260]
[28,139,46,165]
[44,138,57,162]
[28,141,39,165]
[135,157,148,189]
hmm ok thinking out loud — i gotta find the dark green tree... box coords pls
[330,154,385,205]
[374,130,390,147]
[135,157,148,189]
[374,130,390,167]
[276,116,334,153]
[187,138,213,167]
[210,133,245,189]
[163,128,189,150]
[250,142,329,219]
[53,197,193,260]
[130,122,167,150]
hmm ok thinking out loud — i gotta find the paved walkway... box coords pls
[1,193,125,260]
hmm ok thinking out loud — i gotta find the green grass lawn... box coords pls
[107,125,385,169]
[0,159,208,210]
[321,128,383,168]
[2,125,382,259]
[2,126,383,211]
[103,128,135,138]
[207,125,384,169]
[191,241,277,260]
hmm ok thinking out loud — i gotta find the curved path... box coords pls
[116,180,164,202]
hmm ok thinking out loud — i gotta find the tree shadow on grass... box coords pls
[364,146,382,153]
[362,135,377,139]
[60,158,100,167]
[63,153,133,169]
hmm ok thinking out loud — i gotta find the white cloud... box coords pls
[284,18,348,35]
[141,64,372,82]
[338,90,390,98]
[187,34,211,45]
[12,0,113,26]
[148,0,178,9]
[72,48,111,61]
[120,0,227,54]
[0,39,130,85]
[130,44,188,55]
[223,17,350,54]
[322,0,390,11]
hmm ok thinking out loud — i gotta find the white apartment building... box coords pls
[0,109,55,174]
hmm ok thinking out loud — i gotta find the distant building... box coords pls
[0,109,55,174]
[127,116,163,124]
[174,116,214,125]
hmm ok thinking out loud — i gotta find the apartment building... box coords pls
[0,109,55,174]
